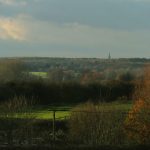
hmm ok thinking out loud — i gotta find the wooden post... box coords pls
[53,110,56,143]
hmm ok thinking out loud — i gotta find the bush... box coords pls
[124,100,150,144]
[0,96,36,145]
[69,102,126,146]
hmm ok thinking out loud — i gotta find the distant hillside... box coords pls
[0,57,149,82]
[16,57,150,72]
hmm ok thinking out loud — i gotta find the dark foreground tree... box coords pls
[0,59,28,83]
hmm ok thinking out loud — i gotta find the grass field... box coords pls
[30,72,47,78]
[28,106,71,119]
[0,102,133,120]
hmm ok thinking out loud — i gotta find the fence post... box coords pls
[53,110,56,143]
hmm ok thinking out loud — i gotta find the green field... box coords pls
[0,105,72,120]
[30,72,47,78]
[9,110,70,120]
[28,106,71,119]
[0,102,132,120]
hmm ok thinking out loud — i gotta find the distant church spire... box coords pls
[108,52,111,60]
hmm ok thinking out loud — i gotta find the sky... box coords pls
[0,0,150,58]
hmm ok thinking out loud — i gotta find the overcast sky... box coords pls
[0,0,150,58]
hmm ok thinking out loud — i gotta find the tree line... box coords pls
[0,59,136,105]
[0,80,134,105]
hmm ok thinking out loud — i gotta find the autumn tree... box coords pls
[124,65,150,144]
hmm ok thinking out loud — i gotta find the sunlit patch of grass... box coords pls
[30,72,48,78]
[0,106,71,120]
[34,111,70,119]
[0,102,132,120]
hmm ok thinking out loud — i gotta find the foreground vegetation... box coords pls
[1,145,150,150]
[0,101,148,147]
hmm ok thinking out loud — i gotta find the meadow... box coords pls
[30,72,48,78]
[0,102,132,120]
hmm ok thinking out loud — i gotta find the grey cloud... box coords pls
[0,0,27,6]
[0,0,150,30]
[22,0,150,30]
[17,16,150,53]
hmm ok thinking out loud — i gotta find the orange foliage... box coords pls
[124,65,150,144]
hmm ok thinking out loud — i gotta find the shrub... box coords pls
[69,102,126,146]
[124,100,150,144]
[0,96,36,145]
